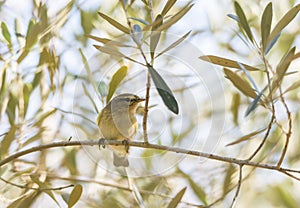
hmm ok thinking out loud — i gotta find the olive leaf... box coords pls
[166,187,187,208]
[148,65,179,114]
[106,66,128,103]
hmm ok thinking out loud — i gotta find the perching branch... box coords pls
[1,139,300,177]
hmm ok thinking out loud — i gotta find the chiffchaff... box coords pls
[97,93,145,167]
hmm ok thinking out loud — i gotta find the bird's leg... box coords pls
[122,139,130,153]
[98,138,106,150]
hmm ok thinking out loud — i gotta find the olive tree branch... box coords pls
[0,176,74,191]
[1,139,300,176]
[44,174,202,207]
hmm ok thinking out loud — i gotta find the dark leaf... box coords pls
[148,65,179,114]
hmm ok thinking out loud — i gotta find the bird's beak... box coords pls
[137,98,145,102]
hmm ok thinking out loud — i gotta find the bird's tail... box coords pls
[113,152,129,167]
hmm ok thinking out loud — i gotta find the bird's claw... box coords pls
[122,139,129,153]
[98,138,106,150]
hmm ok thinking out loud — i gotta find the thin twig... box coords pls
[247,51,276,161]
[45,174,203,207]
[276,86,292,168]
[0,176,74,191]
[120,1,152,143]
[1,139,300,175]
[230,165,243,208]
[247,115,275,160]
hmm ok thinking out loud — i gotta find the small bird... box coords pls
[97,93,145,167]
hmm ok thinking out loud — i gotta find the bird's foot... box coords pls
[98,138,106,150]
[122,139,129,153]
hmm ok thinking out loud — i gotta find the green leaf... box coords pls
[0,68,6,112]
[98,12,130,34]
[222,164,235,197]
[155,31,191,58]
[226,128,267,146]
[188,178,207,205]
[268,4,300,48]
[156,4,193,32]
[93,44,125,57]
[86,34,133,47]
[82,83,99,114]
[148,65,179,114]
[284,80,300,93]
[161,0,176,16]
[261,2,272,53]
[199,55,260,71]
[1,22,12,46]
[6,93,18,125]
[234,1,253,42]
[231,93,240,126]
[68,184,83,208]
[0,125,17,158]
[166,187,187,208]
[150,14,163,60]
[106,66,128,103]
[23,83,32,117]
[79,48,99,98]
[223,68,257,98]
[272,47,296,90]
[34,109,57,127]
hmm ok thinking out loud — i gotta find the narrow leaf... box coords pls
[148,65,179,114]
[156,4,193,32]
[245,89,264,116]
[161,0,176,16]
[284,80,300,93]
[155,31,191,58]
[234,1,253,42]
[261,2,272,53]
[86,34,134,47]
[226,128,267,146]
[68,184,83,208]
[272,47,296,90]
[150,15,163,60]
[166,187,187,208]
[1,22,12,46]
[224,68,257,98]
[98,12,130,34]
[82,83,99,114]
[106,66,128,103]
[129,17,149,25]
[227,14,240,22]
[222,164,235,197]
[0,125,17,157]
[199,55,260,71]
[93,44,126,57]
[268,4,300,47]
[132,24,143,44]
[231,93,240,126]
[79,49,101,103]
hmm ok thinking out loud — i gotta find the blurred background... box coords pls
[1,0,300,207]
